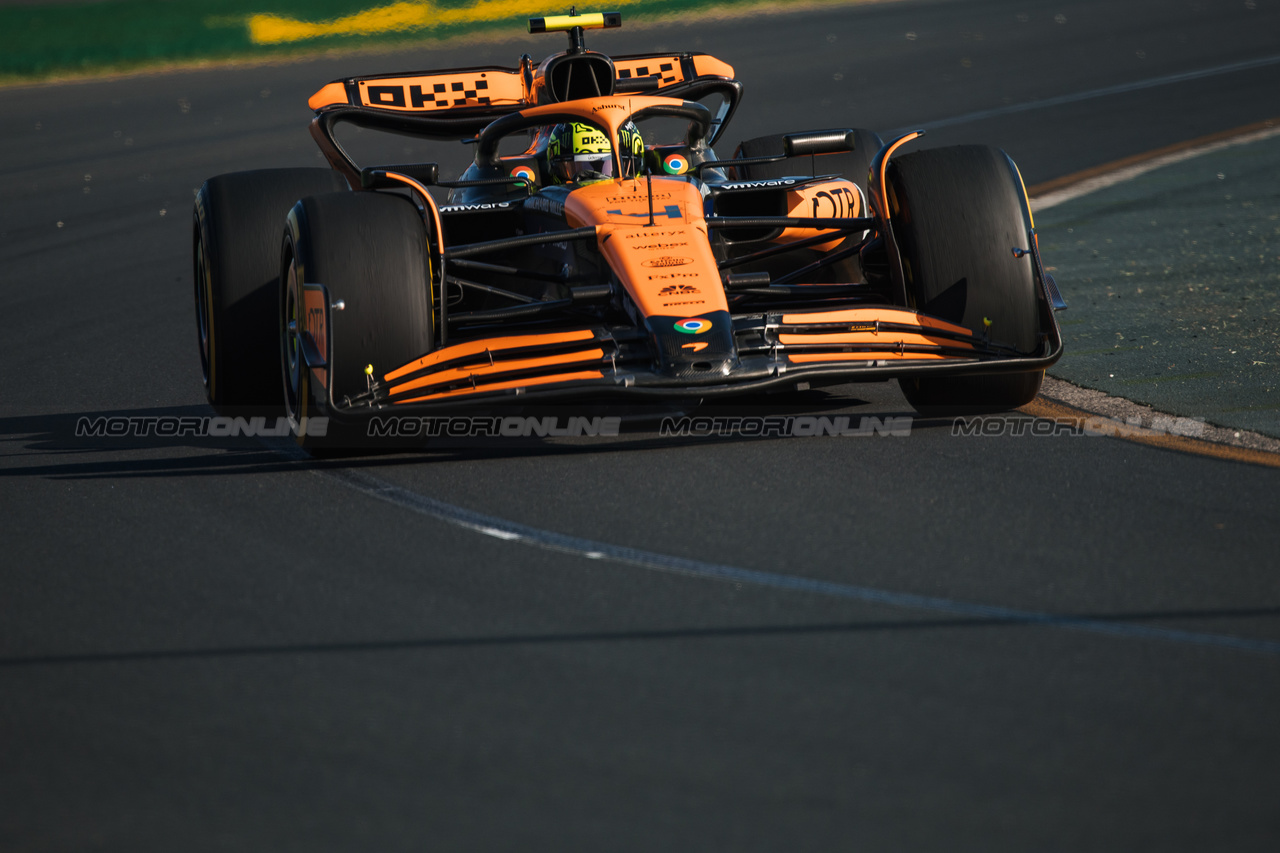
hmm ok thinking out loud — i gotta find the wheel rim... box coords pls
[194,222,213,390]
[282,254,303,421]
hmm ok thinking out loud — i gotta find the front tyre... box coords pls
[193,168,350,413]
[281,191,434,453]
[887,145,1043,413]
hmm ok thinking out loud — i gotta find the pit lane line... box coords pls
[284,445,1280,657]
[888,52,1280,135]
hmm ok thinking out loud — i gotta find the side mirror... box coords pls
[615,75,661,94]
[783,129,856,157]
[361,163,439,189]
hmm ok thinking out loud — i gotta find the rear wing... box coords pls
[308,53,736,114]
[308,52,740,184]
[308,65,527,115]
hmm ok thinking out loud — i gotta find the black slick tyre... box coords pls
[281,191,434,453]
[193,168,350,413]
[887,145,1043,413]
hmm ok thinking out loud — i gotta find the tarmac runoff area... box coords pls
[1029,124,1280,444]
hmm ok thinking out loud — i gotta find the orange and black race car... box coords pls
[193,10,1066,448]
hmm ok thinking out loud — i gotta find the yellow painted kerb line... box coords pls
[1021,398,1280,469]
[249,0,646,44]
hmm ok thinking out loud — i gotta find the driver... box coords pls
[547,120,645,183]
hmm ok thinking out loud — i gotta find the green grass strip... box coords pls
[0,0,834,82]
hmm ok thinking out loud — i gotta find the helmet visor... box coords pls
[557,152,614,181]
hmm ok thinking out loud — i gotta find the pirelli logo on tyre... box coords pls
[641,256,693,269]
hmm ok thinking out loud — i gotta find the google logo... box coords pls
[674,318,712,334]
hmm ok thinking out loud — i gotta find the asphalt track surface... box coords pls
[3,1,1280,849]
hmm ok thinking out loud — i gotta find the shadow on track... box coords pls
[5,606,1280,668]
[0,393,950,480]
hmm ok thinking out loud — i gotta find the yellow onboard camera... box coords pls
[528,11,622,34]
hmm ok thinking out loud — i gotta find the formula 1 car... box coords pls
[193,10,1065,448]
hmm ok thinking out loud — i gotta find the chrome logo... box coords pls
[674,318,712,334]
[510,165,536,184]
[662,153,689,175]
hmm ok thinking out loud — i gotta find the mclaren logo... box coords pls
[642,256,693,268]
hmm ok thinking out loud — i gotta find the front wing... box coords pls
[322,305,1063,415]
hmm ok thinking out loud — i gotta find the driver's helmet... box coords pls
[547,120,645,182]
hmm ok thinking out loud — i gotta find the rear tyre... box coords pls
[281,191,434,452]
[887,145,1043,413]
[193,168,350,412]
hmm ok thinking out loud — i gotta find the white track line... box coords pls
[295,455,1280,657]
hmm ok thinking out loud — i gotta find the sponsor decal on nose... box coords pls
[674,318,712,334]
[642,256,693,268]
